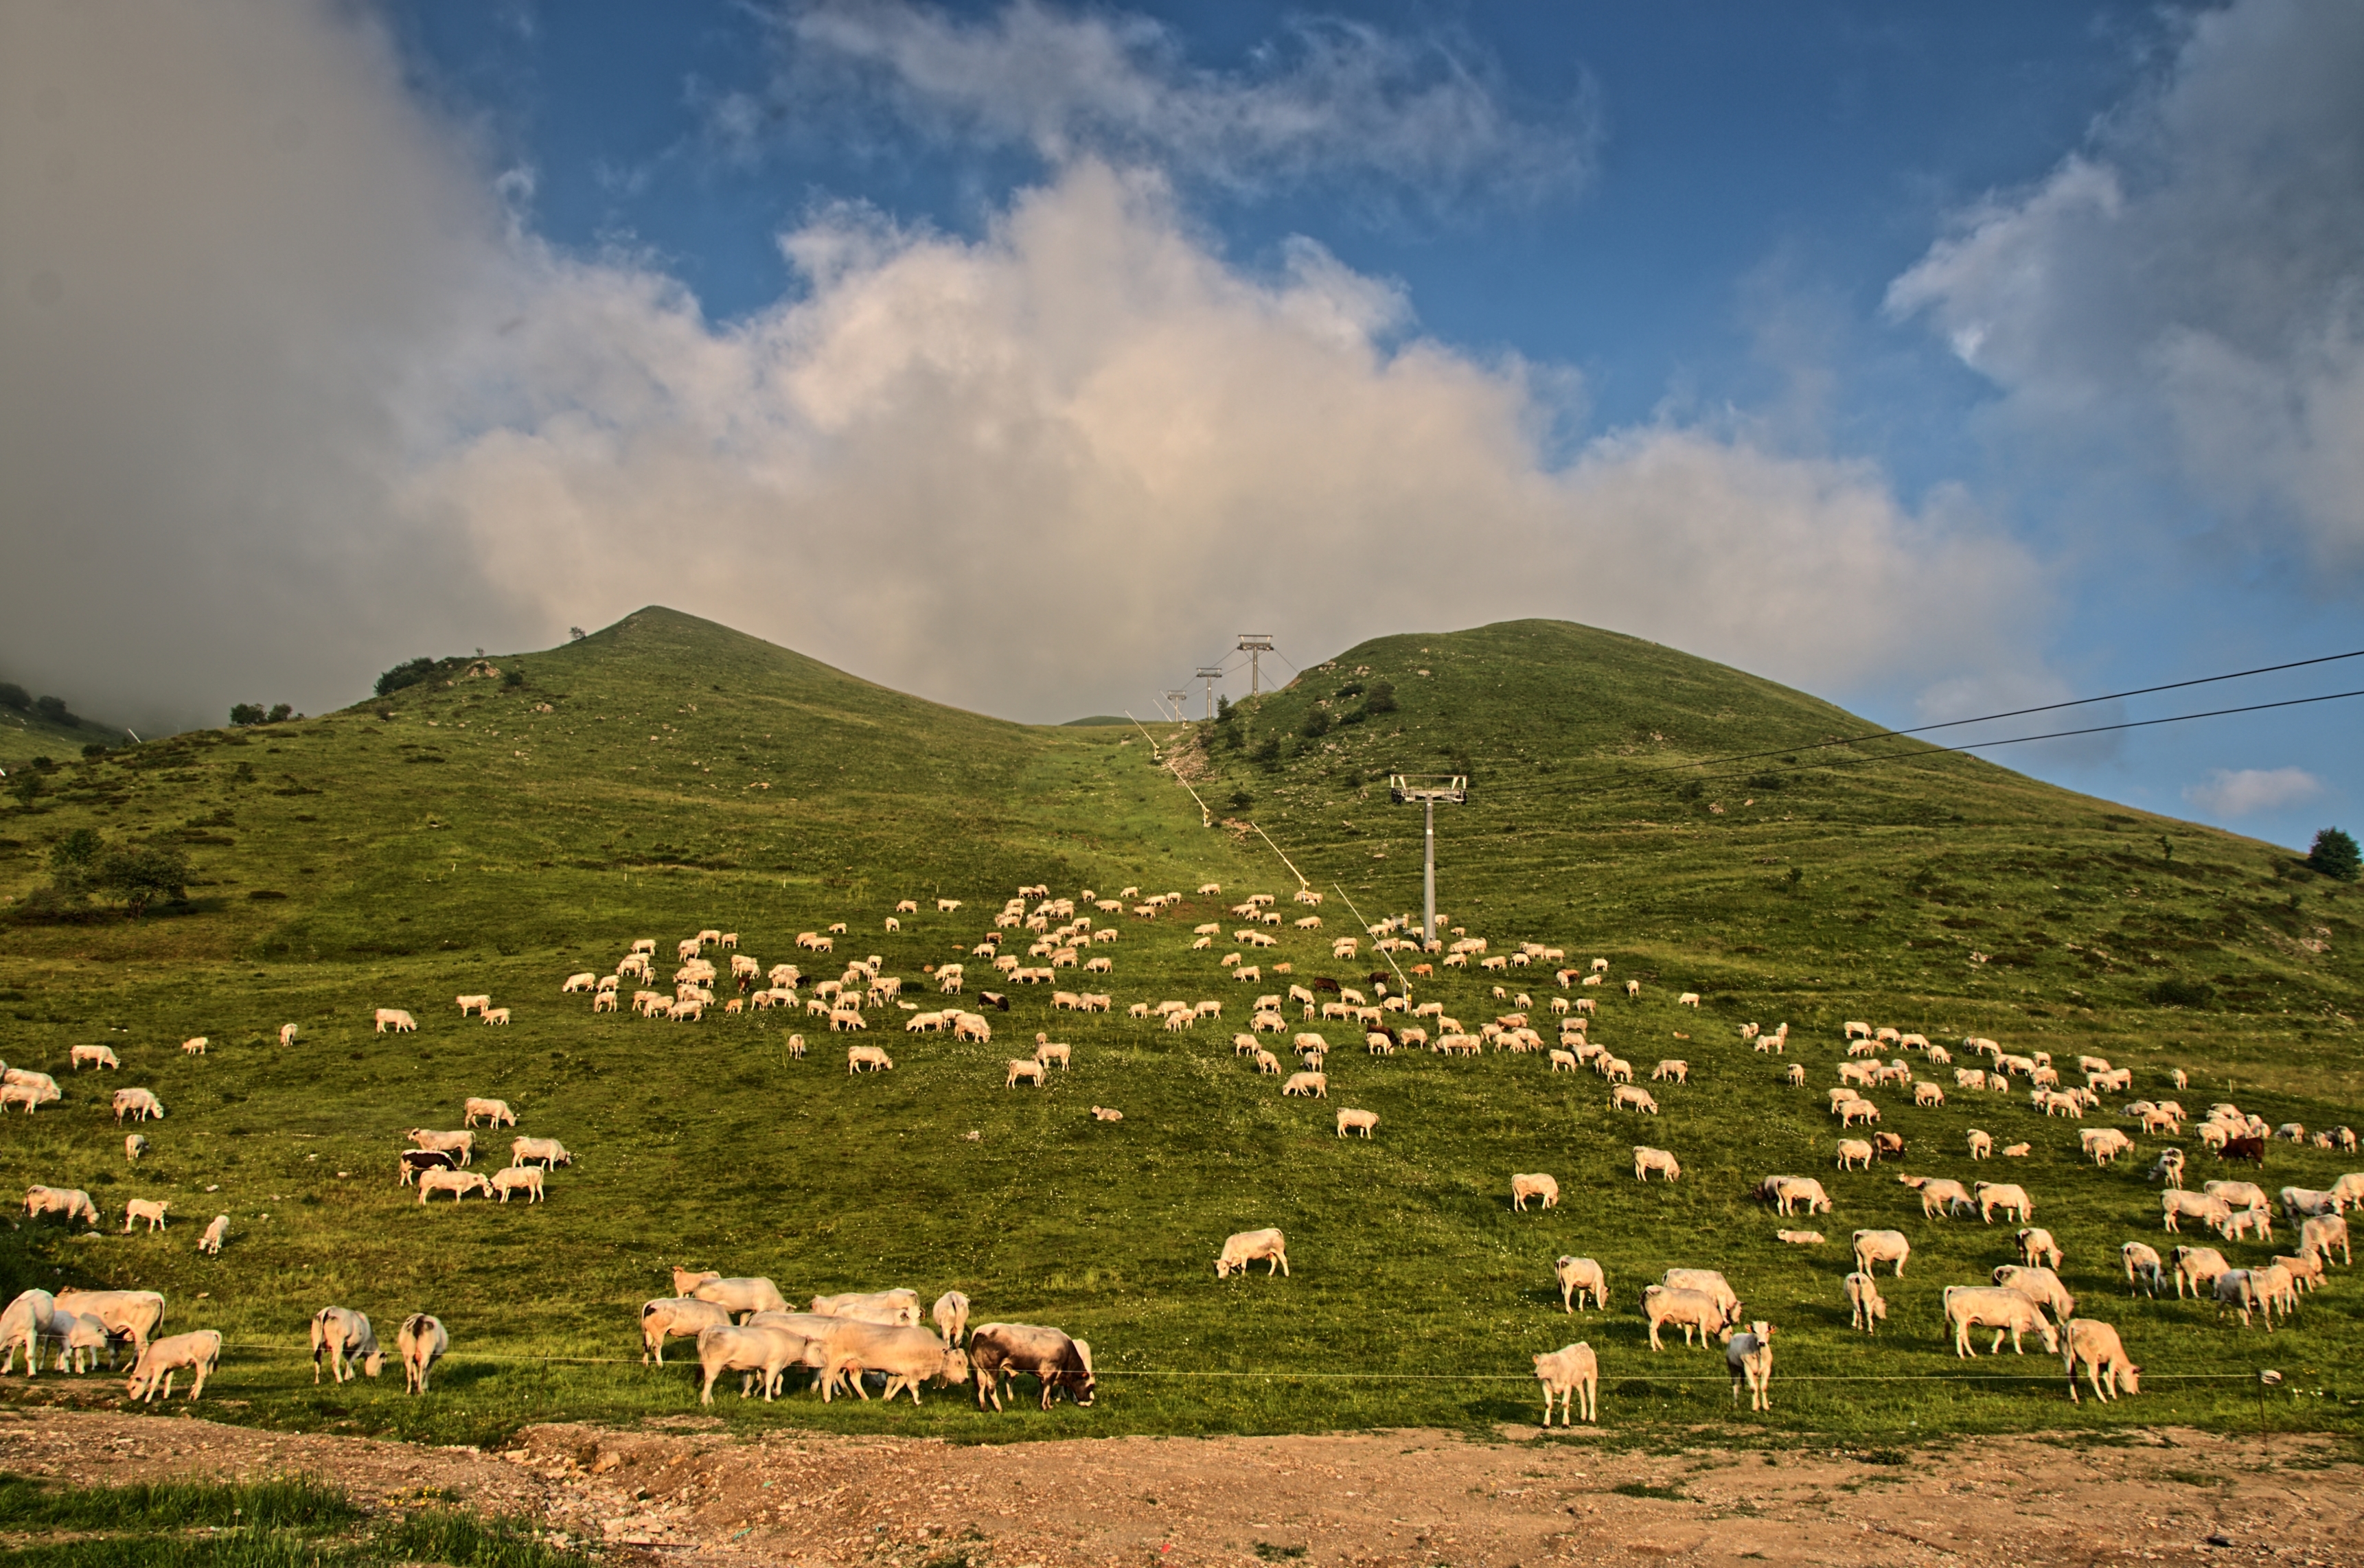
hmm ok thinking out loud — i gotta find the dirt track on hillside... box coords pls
[1,1407,2356,1566]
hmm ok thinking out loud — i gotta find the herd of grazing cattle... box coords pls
[4,878,2355,1424]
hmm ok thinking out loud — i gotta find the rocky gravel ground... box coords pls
[0,1407,2356,1567]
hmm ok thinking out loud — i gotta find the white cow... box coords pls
[310,1307,384,1383]
[1554,1256,1607,1313]
[398,1313,449,1394]
[1851,1229,1909,1277]
[1633,1147,1682,1183]
[416,1170,492,1203]
[1533,1341,1598,1425]
[490,1166,544,1203]
[1723,1322,1776,1411]
[1215,1228,1289,1278]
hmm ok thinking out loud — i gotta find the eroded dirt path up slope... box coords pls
[1,1409,2354,1567]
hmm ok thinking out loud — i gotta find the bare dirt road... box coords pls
[1,1407,2355,1567]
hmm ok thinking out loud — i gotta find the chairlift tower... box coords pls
[1389,774,1467,949]
[1237,634,1276,696]
[1162,690,1190,722]
[1195,666,1223,719]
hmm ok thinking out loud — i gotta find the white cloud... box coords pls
[0,0,2047,731]
[1885,0,2364,579]
[408,163,2048,719]
[0,0,523,731]
[2184,766,2325,817]
[768,0,1596,207]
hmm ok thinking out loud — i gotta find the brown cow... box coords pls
[967,1322,1095,1411]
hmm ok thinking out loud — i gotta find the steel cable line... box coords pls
[1353,685,2364,814]
[1617,647,2364,776]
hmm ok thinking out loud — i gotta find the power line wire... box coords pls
[1633,647,2364,776]
[1461,685,2364,807]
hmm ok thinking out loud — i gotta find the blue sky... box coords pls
[2,1,2357,850]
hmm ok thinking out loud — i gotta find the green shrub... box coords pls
[1364,680,1397,715]
[37,829,188,916]
[374,657,436,697]
[0,682,27,710]
[34,694,73,726]
[228,704,265,727]
[502,667,527,689]
[1299,706,1332,738]
[267,704,293,724]
[2309,827,2361,883]
[2146,976,2216,1008]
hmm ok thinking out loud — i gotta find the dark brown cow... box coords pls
[967,1323,1094,1411]
[2220,1135,2267,1166]
[398,1149,457,1186]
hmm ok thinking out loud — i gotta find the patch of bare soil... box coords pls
[0,1407,2355,1567]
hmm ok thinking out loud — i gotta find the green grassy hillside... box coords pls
[0,608,2356,1449]
[0,694,129,770]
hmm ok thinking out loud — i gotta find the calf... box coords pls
[1844,1272,1887,1334]
[1722,1322,1775,1411]
[2122,1241,2166,1298]
[1533,1341,1598,1425]
[933,1291,971,1347]
[1554,1256,1607,1313]
[2017,1227,2063,1269]
[126,1331,222,1403]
